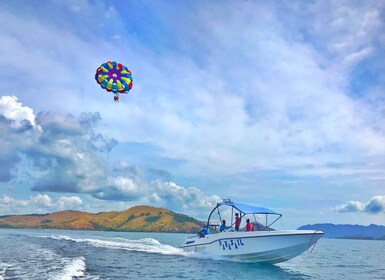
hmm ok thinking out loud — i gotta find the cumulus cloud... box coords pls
[0,194,83,214]
[334,200,364,213]
[31,194,53,208]
[57,196,83,210]
[94,176,142,201]
[93,167,220,217]
[364,196,385,214]
[0,96,116,194]
[334,195,385,214]
[0,96,219,217]
[0,95,36,128]
[0,195,29,208]
[150,181,220,212]
[0,96,39,182]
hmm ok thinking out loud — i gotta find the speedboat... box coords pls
[180,199,323,263]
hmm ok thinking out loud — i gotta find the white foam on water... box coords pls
[0,241,93,279]
[49,256,89,280]
[42,234,192,257]
[0,263,20,280]
[17,241,98,280]
[0,262,10,280]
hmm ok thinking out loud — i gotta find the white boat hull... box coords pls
[180,230,323,263]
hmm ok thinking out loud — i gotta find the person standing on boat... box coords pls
[219,220,227,232]
[235,213,241,231]
[246,219,253,231]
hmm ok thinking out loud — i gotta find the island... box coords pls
[298,223,385,240]
[0,205,204,233]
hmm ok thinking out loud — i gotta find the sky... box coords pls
[0,0,384,229]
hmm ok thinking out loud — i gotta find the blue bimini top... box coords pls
[218,200,279,215]
[206,199,282,229]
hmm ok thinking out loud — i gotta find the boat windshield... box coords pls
[207,199,282,231]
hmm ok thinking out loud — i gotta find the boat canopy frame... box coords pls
[206,199,282,230]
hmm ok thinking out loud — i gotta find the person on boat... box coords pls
[235,213,241,231]
[219,220,227,232]
[198,226,210,237]
[246,218,253,231]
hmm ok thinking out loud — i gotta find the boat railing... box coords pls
[252,222,274,231]
[208,223,220,231]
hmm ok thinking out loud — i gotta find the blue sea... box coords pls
[0,229,384,280]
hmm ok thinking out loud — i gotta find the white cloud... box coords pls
[94,173,220,219]
[343,46,373,65]
[151,180,220,212]
[334,200,364,213]
[31,194,53,208]
[57,196,83,210]
[334,195,385,214]
[0,95,220,218]
[0,195,12,206]
[0,181,218,219]
[0,194,83,214]
[364,196,385,214]
[0,98,115,192]
[93,176,142,200]
[0,195,28,208]
[0,95,36,128]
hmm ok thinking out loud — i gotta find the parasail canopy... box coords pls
[95,61,133,101]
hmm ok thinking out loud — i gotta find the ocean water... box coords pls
[0,229,384,280]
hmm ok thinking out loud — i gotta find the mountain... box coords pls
[0,205,204,233]
[298,223,385,240]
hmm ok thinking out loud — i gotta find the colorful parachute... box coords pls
[95,61,133,102]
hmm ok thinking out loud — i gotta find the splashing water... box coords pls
[48,257,89,280]
[42,234,191,257]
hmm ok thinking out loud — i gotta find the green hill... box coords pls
[0,205,204,233]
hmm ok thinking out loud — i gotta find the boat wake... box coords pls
[41,235,193,257]
[39,234,281,263]
[0,240,98,280]
[38,234,259,263]
[48,256,98,280]
[0,262,11,280]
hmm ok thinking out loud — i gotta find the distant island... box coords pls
[298,223,385,240]
[0,205,204,233]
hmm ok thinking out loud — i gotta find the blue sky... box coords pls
[0,0,384,228]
